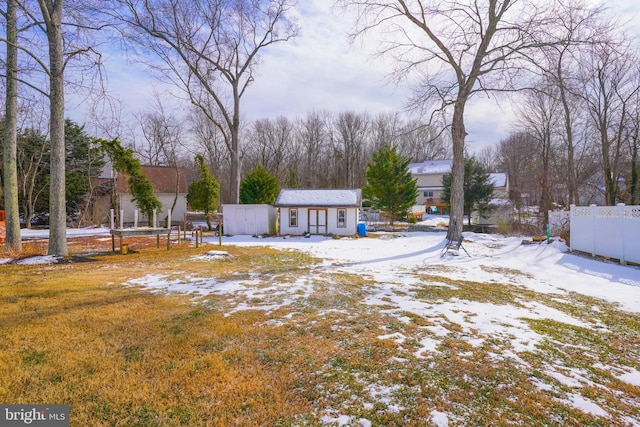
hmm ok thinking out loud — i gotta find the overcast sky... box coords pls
[76,0,639,154]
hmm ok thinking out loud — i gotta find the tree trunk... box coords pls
[447,101,466,241]
[229,86,241,203]
[40,0,68,256]
[557,64,578,205]
[3,0,22,251]
[630,138,639,205]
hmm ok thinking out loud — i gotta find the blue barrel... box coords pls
[357,222,367,237]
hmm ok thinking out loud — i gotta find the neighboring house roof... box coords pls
[116,166,188,194]
[489,173,508,188]
[275,189,362,207]
[408,159,453,174]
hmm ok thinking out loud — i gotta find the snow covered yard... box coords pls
[3,225,640,425]
[123,231,640,426]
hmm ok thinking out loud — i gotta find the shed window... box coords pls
[289,209,298,227]
[337,209,346,228]
[423,191,434,198]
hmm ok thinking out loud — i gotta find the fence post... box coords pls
[618,204,626,265]
[569,205,575,252]
[110,209,115,230]
[589,204,596,257]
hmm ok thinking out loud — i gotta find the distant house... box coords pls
[409,160,453,213]
[115,165,189,225]
[472,172,512,226]
[275,189,362,236]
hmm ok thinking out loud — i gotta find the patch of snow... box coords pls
[430,410,449,427]
[564,393,609,418]
[617,368,640,386]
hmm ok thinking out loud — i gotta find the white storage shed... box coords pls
[275,189,362,236]
[222,204,278,236]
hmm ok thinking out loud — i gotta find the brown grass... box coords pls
[1,235,639,426]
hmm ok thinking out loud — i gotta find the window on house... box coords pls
[424,191,434,198]
[337,209,346,228]
[289,209,298,227]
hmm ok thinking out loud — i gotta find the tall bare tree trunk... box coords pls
[448,101,466,241]
[39,0,68,256]
[3,0,22,251]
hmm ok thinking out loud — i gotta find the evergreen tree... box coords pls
[240,165,280,205]
[64,120,107,222]
[363,144,418,225]
[442,157,495,226]
[187,154,220,231]
[100,138,163,221]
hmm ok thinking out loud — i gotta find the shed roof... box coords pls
[275,189,362,207]
[116,165,188,194]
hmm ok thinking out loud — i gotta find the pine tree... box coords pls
[187,155,220,230]
[240,165,280,205]
[363,144,418,225]
[442,157,495,226]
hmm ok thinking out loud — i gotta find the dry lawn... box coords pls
[1,235,639,426]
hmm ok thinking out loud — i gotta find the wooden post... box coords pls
[195,228,199,248]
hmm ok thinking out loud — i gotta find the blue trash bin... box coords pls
[357,222,367,237]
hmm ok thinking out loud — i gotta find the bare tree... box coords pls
[341,0,581,240]
[625,67,640,205]
[2,0,107,255]
[294,110,331,188]
[187,107,230,200]
[495,131,540,217]
[518,81,562,225]
[578,40,638,205]
[244,116,293,182]
[2,0,22,251]
[135,92,185,166]
[335,111,369,188]
[113,0,299,203]
[534,0,608,205]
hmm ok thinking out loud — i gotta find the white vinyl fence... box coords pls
[569,204,640,265]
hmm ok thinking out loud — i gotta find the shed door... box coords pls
[308,209,327,235]
[238,208,256,235]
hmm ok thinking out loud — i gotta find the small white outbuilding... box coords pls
[275,189,362,236]
[222,204,278,236]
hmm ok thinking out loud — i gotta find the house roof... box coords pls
[116,165,189,194]
[408,159,452,174]
[275,189,362,207]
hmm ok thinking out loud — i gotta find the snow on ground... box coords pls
[6,219,640,424]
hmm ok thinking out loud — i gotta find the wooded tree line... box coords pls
[2,0,640,254]
[480,17,640,223]
[187,109,450,202]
